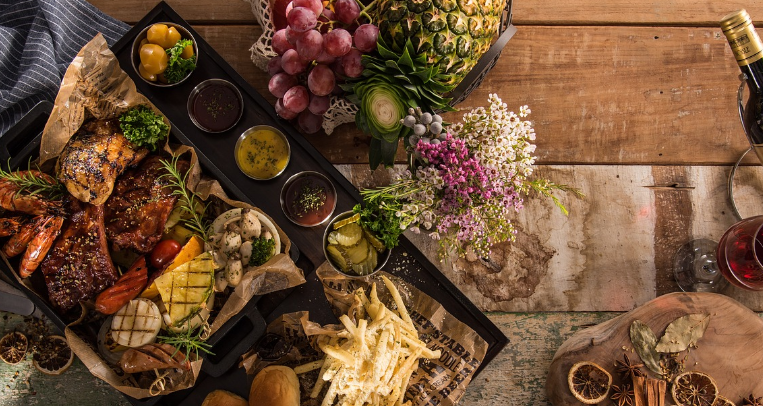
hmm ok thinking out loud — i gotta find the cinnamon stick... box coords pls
[645,378,667,406]
[632,376,647,406]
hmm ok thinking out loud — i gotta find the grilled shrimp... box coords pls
[2,215,46,258]
[19,216,63,277]
[0,216,25,237]
[0,172,62,216]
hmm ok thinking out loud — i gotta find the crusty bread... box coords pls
[249,366,300,406]
[201,389,248,406]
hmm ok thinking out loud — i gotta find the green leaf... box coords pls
[119,105,169,151]
[630,320,661,374]
[369,137,383,170]
[655,314,711,353]
[380,137,398,168]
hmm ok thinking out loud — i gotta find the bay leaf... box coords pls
[655,313,710,353]
[630,320,662,374]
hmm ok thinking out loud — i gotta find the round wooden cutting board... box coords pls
[546,292,763,405]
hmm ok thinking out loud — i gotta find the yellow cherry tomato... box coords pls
[146,24,169,46]
[138,64,157,82]
[166,27,182,48]
[180,44,194,59]
[139,44,168,75]
[139,38,149,48]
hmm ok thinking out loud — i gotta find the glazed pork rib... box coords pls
[105,155,189,253]
[57,119,148,205]
[41,199,118,313]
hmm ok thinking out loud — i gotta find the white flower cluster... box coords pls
[453,93,537,183]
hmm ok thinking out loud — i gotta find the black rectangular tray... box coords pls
[1,2,508,404]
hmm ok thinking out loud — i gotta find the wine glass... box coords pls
[673,239,725,292]
[716,215,763,290]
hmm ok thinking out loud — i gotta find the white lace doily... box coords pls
[244,0,357,134]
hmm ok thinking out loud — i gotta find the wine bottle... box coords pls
[721,9,763,164]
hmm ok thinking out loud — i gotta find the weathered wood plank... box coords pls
[89,0,257,24]
[89,0,763,26]
[339,163,763,312]
[191,25,755,165]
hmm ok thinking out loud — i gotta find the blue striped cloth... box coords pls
[0,0,129,135]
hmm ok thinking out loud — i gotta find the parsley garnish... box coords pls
[164,39,196,84]
[248,237,276,267]
[118,105,168,150]
[353,197,404,250]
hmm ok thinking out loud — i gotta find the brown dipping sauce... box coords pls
[190,81,242,132]
[281,172,336,227]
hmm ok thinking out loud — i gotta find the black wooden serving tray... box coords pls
[1,2,508,405]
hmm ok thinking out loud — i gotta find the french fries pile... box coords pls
[295,275,440,406]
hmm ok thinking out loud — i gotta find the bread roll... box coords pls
[201,390,248,406]
[249,366,300,406]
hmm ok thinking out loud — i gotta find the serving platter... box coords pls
[0,2,508,405]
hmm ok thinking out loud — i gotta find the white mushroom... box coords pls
[263,230,273,241]
[240,209,261,240]
[240,240,253,266]
[211,250,227,270]
[214,271,228,292]
[222,231,242,255]
[225,259,243,287]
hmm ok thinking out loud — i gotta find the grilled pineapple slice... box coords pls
[154,252,215,327]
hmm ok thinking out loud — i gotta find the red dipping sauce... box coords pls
[280,171,337,227]
[188,79,243,133]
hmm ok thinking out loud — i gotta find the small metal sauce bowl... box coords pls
[323,211,392,278]
[131,22,198,87]
[187,79,244,133]
[234,125,291,181]
[280,171,337,227]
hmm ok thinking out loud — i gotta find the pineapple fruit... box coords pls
[373,0,507,87]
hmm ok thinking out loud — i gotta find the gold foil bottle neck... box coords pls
[721,9,751,32]
[721,9,763,66]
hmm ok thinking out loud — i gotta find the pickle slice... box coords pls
[363,227,386,253]
[342,238,368,265]
[334,222,362,246]
[326,245,350,271]
[351,242,378,276]
[333,213,361,230]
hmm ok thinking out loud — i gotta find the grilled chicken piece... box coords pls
[57,119,148,205]
[41,199,118,313]
[119,343,191,373]
[105,155,189,253]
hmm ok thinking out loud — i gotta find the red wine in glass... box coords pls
[717,215,763,290]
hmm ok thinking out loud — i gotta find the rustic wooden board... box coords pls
[339,163,763,312]
[88,0,763,26]
[546,293,763,406]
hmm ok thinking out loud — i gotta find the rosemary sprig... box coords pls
[0,159,65,200]
[159,156,209,242]
[157,324,214,360]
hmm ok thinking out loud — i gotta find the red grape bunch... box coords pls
[268,0,379,134]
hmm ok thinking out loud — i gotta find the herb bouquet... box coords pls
[355,94,580,260]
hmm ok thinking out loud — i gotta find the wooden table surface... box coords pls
[4,0,763,404]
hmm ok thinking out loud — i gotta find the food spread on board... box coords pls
[0,0,520,402]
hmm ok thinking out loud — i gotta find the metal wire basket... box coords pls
[447,0,516,106]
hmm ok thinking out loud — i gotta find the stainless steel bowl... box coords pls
[323,211,392,278]
[131,22,198,87]
[280,171,337,227]
[187,78,244,133]
[234,125,291,181]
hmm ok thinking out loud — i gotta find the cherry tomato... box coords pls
[139,44,168,75]
[180,43,194,59]
[150,239,182,269]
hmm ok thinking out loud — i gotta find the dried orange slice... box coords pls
[0,331,28,364]
[33,335,74,375]
[672,371,718,406]
[713,395,736,406]
[567,361,612,404]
